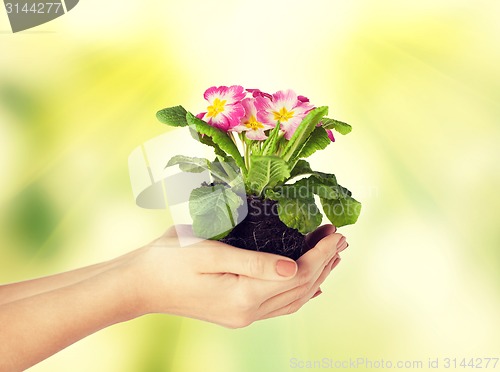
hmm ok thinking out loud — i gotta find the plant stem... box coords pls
[245,140,251,172]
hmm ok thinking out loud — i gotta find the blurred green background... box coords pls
[1,0,499,371]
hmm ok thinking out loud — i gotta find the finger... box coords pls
[245,234,346,298]
[257,254,338,317]
[330,255,342,271]
[304,224,336,250]
[198,244,298,281]
[311,289,322,299]
[295,233,344,286]
[258,255,339,320]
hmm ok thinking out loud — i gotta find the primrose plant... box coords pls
[157,85,361,259]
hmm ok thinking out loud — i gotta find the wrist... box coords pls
[113,248,159,318]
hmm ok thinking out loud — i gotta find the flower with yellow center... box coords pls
[199,85,246,131]
[233,99,274,140]
[245,116,265,130]
[207,98,227,118]
[255,89,313,140]
[273,107,295,123]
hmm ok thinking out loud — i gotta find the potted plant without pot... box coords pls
[157,86,361,260]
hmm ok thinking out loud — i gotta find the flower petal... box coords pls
[272,89,299,111]
[326,129,335,142]
[280,118,302,140]
[203,85,246,105]
[241,97,258,122]
[232,124,248,133]
[221,103,245,130]
[247,88,273,100]
[203,86,224,103]
[204,112,230,131]
[245,129,268,140]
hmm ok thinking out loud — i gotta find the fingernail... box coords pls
[331,257,341,271]
[338,242,349,252]
[336,236,346,249]
[276,260,297,277]
[312,289,323,299]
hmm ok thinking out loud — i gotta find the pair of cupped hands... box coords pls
[0,224,347,371]
[125,224,348,328]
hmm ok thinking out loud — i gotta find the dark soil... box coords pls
[220,195,306,260]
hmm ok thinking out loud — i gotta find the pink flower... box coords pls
[325,128,335,142]
[199,85,246,131]
[256,89,313,140]
[233,98,274,140]
[246,88,273,100]
[317,121,336,142]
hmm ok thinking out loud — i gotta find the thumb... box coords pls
[202,245,298,280]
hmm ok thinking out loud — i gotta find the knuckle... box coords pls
[246,255,266,278]
[227,313,255,329]
[232,287,255,312]
[225,288,257,328]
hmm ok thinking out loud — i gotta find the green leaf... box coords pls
[186,112,246,172]
[282,106,328,162]
[247,156,291,196]
[269,173,360,231]
[321,117,352,135]
[294,126,331,161]
[276,195,322,234]
[156,106,188,127]
[187,127,227,159]
[283,171,338,198]
[189,185,243,239]
[289,160,313,179]
[167,155,210,173]
[289,173,338,200]
[320,195,361,227]
[260,123,282,156]
[309,172,338,198]
[167,155,242,186]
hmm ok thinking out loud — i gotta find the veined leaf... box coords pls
[321,117,352,135]
[247,156,290,195]
[269,172,360,231]
[320,194,361,227]
[167,155,236,184]
[156,106,188,127]
[188,127,228,159]
[289,160,313,179]
[293,126,331,162]
[167,155,210,173]
[286,174,338,200]
[283,171,338,198]
[260,123,282,156]
[282,106,328,162]
[186,112,246,173]
[189,185,243,239]
[276,195,322,234]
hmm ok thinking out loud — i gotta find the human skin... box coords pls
[0,224,347,371]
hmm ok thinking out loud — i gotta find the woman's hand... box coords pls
[125,224,348,328]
